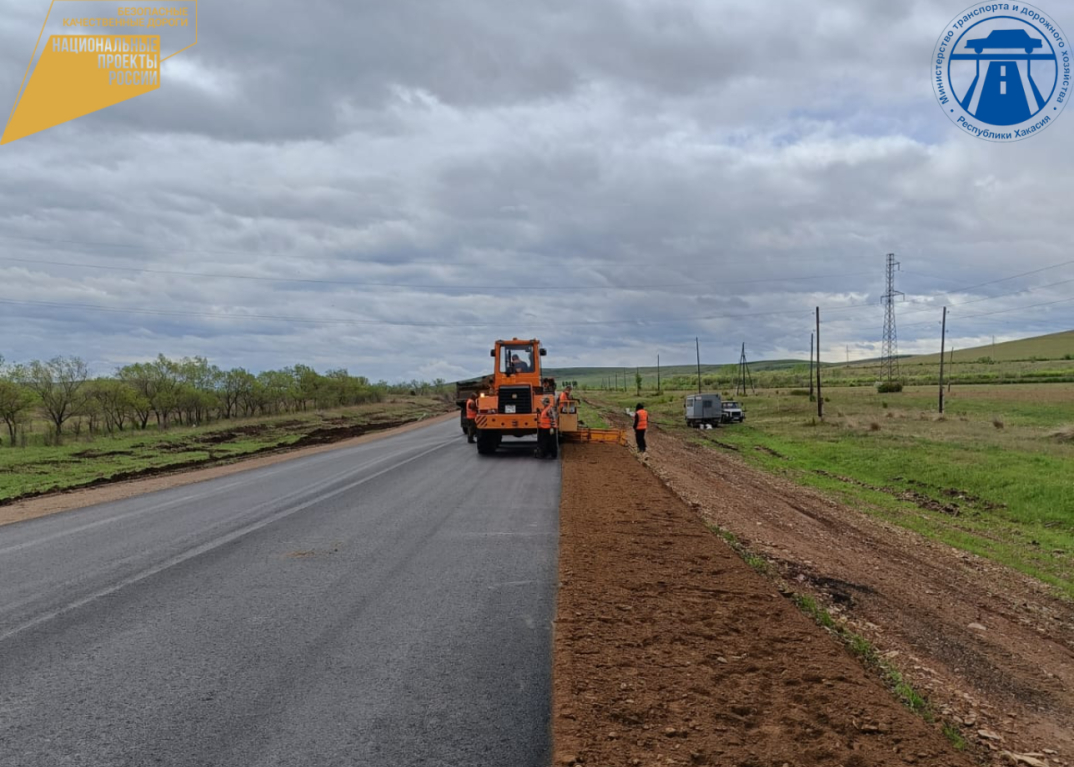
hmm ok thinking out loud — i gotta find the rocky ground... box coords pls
[554,442,978,766]
[589,412,1074,767]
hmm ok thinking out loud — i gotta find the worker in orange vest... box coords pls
[634,402,648,453]
[536,397,557,459]
[465,393,479,443]
[557,385,572,412]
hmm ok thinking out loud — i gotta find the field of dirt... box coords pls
[603,416,1074,767]
[555,442,976,767]
[0,411,456,528]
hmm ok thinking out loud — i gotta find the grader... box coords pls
[472,338,625,455]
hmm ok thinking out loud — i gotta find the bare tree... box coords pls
[0,373,35,446]
[22,357,89,442]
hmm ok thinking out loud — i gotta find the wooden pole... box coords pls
[809,332,814,399]
[657,354,661,394]
[816,307,823,419]
[695,337,702,394]
[939,306,947,413]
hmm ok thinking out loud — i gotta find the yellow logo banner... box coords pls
[2,2,198,145]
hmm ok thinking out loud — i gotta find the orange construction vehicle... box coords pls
[473,338,555,455]
[473,338,625,455]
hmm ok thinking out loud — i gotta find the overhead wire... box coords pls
[0,256,876,292]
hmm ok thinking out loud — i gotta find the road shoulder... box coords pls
[0,412,456,528]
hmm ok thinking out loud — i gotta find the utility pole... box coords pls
[809,331,814,400]
[657,354,661,394]
[695,337,702,394]
[880,252,904,383]
[846,345,850,364]
[816,307,823,418]
[949,346,955,392]
[636,366,641,396]
[939,306,947,413]
[735,342,756,396]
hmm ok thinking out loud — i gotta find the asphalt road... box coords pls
[0,420,560,767]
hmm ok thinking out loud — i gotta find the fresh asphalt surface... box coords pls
[0,419,560,767]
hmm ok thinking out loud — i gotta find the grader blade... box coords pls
[557,407,626,446]
[560,427,626,445]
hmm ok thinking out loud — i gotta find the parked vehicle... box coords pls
[721,400,745,423]
[685,393,722,428]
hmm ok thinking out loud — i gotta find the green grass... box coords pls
[593,383,1074,598]
[706,522,769,574]
[793,593,835,628]
[574,399,610,430]
[906,329,1074,365]
[0,397,447,503]
[942,722,968,751]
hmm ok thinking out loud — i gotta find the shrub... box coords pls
[869,421,881,431]
[877,381,903,393]
[789,389,811,396]
[992,417,1004,430]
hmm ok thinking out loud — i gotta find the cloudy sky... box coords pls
[1,0,1071,382]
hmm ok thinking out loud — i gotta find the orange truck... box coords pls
[472,338,625,455]
[473,338,557,454]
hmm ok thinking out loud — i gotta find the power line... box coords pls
[0,295,878,329]
[900,294,1074,328]
[0,256,875,293]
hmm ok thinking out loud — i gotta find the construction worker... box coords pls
[510,353,532,373]
[634,402,648,453]
[558,385,572,412]
[536,396,557,459]
[465,392,479,443]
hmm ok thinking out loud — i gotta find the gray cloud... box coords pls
[0,0,1071,380]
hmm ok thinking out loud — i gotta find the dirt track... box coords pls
[600,415,1074,767]
[555,442,975,766]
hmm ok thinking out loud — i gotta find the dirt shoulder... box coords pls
[616,416,1074,766]
[0,411,456,529]
[555,442,974,767]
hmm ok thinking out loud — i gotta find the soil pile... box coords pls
[624,419,1074,765]
[554,443,973,766]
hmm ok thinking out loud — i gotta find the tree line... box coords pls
[0,354,449,446]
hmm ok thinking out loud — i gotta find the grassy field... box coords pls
[0,397,449,504]
[907,329,1074,364]
[587,383,1074,597]
[549,329,1074,391]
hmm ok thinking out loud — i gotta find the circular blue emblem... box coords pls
[933,3,1069,141]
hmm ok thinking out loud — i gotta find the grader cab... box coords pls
[473,339,625,455]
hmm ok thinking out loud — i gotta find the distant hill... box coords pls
[904,329,1073,365]
[456,331,1072,388]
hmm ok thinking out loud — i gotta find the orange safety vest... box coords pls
[558,391,569,407]
[466,399,478,418]
[538,404,554,429]
[635,408,649,430]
